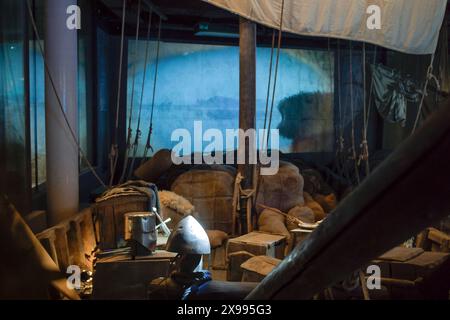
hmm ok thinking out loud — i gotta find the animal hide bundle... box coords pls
[159,190,195,228]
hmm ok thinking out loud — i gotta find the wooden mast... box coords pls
[238,17,257,233]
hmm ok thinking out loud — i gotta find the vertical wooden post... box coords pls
[45,0,79,225]
[238,18,256,233]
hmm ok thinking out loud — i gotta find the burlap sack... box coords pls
[257,209,290,239]
[302,168,334,195]
[171,167,236,234]
[134,149,173,183]
[313,193,338,213]
[287,206,315,231]
[304,192,326,221]
[256,161,304,215]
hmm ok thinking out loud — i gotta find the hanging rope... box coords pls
[109,0,127,187]
[118,0,142,184]
[262,30,276,151]
[335,39,348,182]
[349,41,360,185]
[412,53,438,134]
[358,44,378,176]
[127,11,154,180]
[359,43,370,176]
[25,0,107,189]
[141,17,162,164]
[266,0,285,149]
[253,0,285,213]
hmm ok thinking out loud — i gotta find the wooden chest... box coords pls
[227,232,286,259]
[93,195,149,250]
[92,250,177,300]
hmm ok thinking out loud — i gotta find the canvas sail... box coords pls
[203,0,448,55]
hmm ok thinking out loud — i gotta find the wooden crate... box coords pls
[227,232,286,259]
[227,251,255,282]
[241,256,281,283]
[370,247,450,299]
[93,195,149,250]
[92,250,177,300]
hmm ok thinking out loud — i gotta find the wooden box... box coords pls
[371,247,450,299]
[227,232,286,259]
[92,250,177,300]
[241,256,281,283]
[227,251,255,282]
[93,195,149,250]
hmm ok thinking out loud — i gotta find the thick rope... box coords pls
[118,0,142,184]
[26,0,106,189]
[127,10,153,180]
[109,0,127,187]
[141,17,162,164]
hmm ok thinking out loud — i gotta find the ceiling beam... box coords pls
[142,0,168,21]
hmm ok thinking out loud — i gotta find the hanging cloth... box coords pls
[370,64,421,127]
[202,0,447,55]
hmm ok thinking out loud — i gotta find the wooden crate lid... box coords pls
[241,255,281,276]
[379,247,424,262]
[229,231,286,247]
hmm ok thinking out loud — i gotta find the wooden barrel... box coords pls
[93,195,149,250]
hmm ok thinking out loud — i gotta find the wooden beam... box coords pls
[247,100,450,300]
[238,18,256,233]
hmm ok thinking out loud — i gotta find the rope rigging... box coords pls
[262,30,276,150]
[252,0,285,214]
[358,44,378,176]
[25,0,107,189]
[141,17,162,165]
[118,0,142,184]
[335,39,349,183]
[109,0,127,187]
[265,0,285,151]
[412,53,438,134]
[127,10,154,180]
[349,41,361,185]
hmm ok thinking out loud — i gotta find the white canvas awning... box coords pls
[203,0,448,55]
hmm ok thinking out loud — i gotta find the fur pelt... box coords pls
[159,190,195,216]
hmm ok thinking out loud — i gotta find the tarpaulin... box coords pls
[203,0,448,55]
